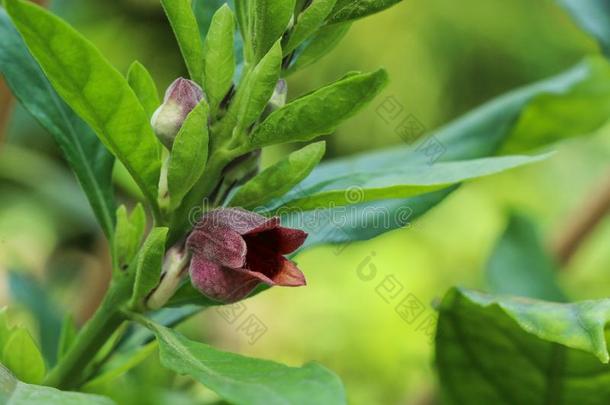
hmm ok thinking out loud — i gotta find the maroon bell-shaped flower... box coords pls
[186,208,307,303]
[151,77,204,148]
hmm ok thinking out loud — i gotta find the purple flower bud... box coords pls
[151,78,204,148]
[186,208,307,303]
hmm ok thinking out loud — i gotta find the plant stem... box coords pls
[43,274,133,389]
[552,169,610,267]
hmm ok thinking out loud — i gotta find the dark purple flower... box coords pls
[186,208,307,303]
[151,77,204,148]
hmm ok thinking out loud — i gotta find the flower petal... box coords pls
[189,256,260,303]
[187,226,246,268]
[198,208,279,235]
[269,227,308,254]
[235,257,305,287]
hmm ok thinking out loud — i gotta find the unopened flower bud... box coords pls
[151,78,204,149]
[268,80,288,111]
[186,208,307,303]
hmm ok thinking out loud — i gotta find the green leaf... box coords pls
[4,0,161,206]
[556,0,610,55]
[127,61,160,119]
[114,204,147,270]
[0,9,115,238]
[251,69,389,147]
[284,0,337,54]
[143,319,347,405]
[168,101,210,210]
[486,213,567,302]
[0,364,115,405]
[327,0,403,24]
[251,0,295,62]
[436,288,610,404]
[160,0,206,83]
[203,4,236,117]
[268,154,549,212]
[286,22,351,75]
[230,142,326,209]
[2,329,45,385]
[222,41,282,134]
[130,227,169,309]
[57,315,78,362]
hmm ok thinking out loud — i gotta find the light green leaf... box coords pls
[57,315,78,362]
[0,9,115,238]
[5,0,161,205]
[0,364,114,405]
[556,0,610,55]
[230,142,326,209]
[251,0,295,62]
[130,227,169,309]
[127,61,160,119]
[222,41,282,134]
[168,101,210,210]
[487,213,567,302]
[327,0,403,24]
[436,288,610,404]
[160,0,206,83]
[287,22,351,75]
[114,204,147,270]
[2,329,45,385]
[251,69,388,147]
[143,319,347,405]
[203,4,236,117]
[268,154,549,212]
[284,0,337,54]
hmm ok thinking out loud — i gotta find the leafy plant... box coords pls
[0,0,608,404]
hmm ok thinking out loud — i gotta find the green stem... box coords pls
[43,275,133,389]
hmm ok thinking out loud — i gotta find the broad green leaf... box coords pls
[57,315,77,362]
[251,0,295,62]
[4,0,161,205]
[279,57,610,249]
[130,227,169,309]
[486,213,567,302]
[0,309,12,354]
[327,0,403,24]
[267,154,549,212]
[251,69,389,147]
[114,204,147,270]
[222,41,282,134]
[230,141,326,209]
[0,364,114,405]
[556,0,610,55]
[168,101,210,210]
[234,0,252,60]
[160,0,206,83]
[286,22,351,75]
[436,288,610,404]
[193,0,229,39]
[2,329,45,385]
[0,9,115,238]
[284,0,337,54]
[143,319,347,405]
[203,4,236,117]
[127,61,160,119]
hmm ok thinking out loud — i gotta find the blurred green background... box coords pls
[1,0,610,404]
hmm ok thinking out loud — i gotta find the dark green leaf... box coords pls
[286,22,351,75]
[127,61,160,119]
[203,4,236,117]
[130,228,169,309]
[251,0,295,62]
[251,69,388,147]
[230,141,326,209]
[143,319,347,405]
[556,0,610,55]
[5,0,161,205]
[168,101,210,210]
[436,288,610,404]
[284,0,337,54]
[0,364,114,405]
[160,0,206,83]
[0,9,115,238]
[57,315,77,362]
[327,0,403,24]
[486,213,567,302]
[2,329,45,385]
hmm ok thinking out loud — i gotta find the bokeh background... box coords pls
[1,0,610,404]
